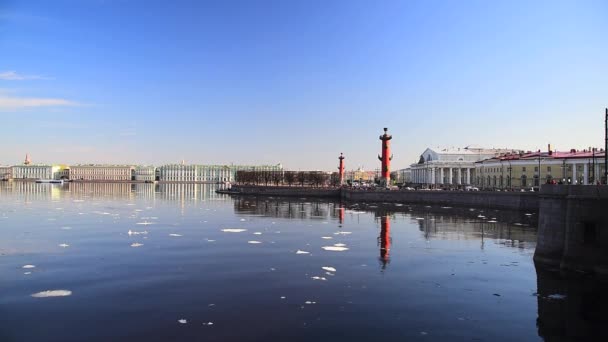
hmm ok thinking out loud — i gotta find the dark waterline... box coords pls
[0,182,606,341]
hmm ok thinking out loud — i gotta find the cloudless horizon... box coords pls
[1,0,607,170]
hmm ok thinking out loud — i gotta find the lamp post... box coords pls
[537,150,541,187]
[605,108,608,184]
[592,148,596,184]
[507,160,512,190]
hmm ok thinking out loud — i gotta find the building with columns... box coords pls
[134,165,156,181]
[409,146,519,187]
[475,148,606,189]
[0,166,11,180]
[70,165,134,181]
[158,163,283,183]
[12,165,53,180]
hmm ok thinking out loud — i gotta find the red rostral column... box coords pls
[338,153,345,185]
[378,128,393,185]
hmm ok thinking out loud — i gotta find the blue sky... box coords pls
[1,0,607,170]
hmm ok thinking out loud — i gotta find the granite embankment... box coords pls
[228,185,539,211]
[534,185,608,275]
[228,184,608,275]
[226,185,341,198]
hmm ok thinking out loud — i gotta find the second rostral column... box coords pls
[338,153,345,185]
[377,128,393,186]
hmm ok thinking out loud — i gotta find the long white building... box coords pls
[70,165,134,181]
[157,164,283,183]
[0,166,11,180]
[134,166,155,181]
[409,146,519,187]
[12,165,53,180]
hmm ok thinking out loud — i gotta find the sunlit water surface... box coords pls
[0,182,605,341]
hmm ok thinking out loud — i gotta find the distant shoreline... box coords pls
[3,179,227,185]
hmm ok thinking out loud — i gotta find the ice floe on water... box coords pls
[333,243,346,247]
[60,226,72,230]
[24,272,32,275]
[321,236,332,239]
[240,218,246,221]
[304,301,316,304]
[487,220,497,223]
[322,266,336,272]
[203,322,214,326]
[22,265,36,269]
[415,217,424,220]
[221,229,247,233]
[130,243,144,247]
[296,250,310,254]
[334,231,352,235]
[169,233,182,237]
[311,276,327,281]
[253,232,262,235]
[247,241,262,244]
[178,319,187,324]
[322,246,349,252]
[58,243,70,248]
[136,222,153,225]
[128,230,148,236]
[31,290,72,298]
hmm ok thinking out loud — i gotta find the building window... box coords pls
[522,167,526,172]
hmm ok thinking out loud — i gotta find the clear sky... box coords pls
[1,0,607,170]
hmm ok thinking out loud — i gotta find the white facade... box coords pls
[158,164,283,183]
[135,166,156,181]
[410,146,518,187]
[70,165,134,181]
[12,165,53,180]
[0,166,11,180]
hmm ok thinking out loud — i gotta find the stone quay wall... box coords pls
[229,185,538,211]
[534,185,608,276]
[341,189,539,211]
[229,185,341,198]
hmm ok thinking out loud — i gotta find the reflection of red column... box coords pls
[378,128,393,185]
[338,153,345,185]
[379,215,391,268]
[338,206,344,225]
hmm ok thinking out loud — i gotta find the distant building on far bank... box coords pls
[475,147,606,189]
[0,165,13,180]
[410,146,519,187]
[70,165,134,181]
[12,164,53,180]
[157,163,283,183]
[135,166,155,182]
[344,167,376,183]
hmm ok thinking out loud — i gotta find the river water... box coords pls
[0,182,606,341]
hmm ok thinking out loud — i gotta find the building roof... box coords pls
[478,149,606,163]
[427,146,519,155]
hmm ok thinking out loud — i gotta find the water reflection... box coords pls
[535,267,608,341]
[0,181,228,202]
[1,185,607,341]
[377,214,391,270]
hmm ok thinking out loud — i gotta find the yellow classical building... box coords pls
[475,149,606,189]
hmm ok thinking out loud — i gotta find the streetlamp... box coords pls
[507,160,512,190]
